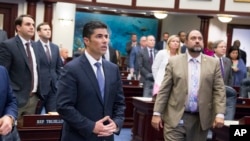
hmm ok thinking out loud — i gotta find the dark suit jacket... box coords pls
[155,41,164,50]
[0,29,8,42]
[108,47,117,64]
[222,57,233,86]
[35,40,62,96]
[129,46,141,70]
[125,41,140,67]
[240,49,247,65]
[56,54,125,141]
[137,48,158,82]
[0,36,41,107]
[0,65,17,119]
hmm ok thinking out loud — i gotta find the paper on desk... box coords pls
[133,97,152,102]
[224,120,239,126]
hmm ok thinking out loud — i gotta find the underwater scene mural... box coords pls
[74,11,159,56]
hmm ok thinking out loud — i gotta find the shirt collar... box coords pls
[18,35,31,45]
[187,51,202,63]
[39,39,50,47]
[85,50,103,65]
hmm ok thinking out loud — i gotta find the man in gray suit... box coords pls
[213,40,233,86]
[0,15,40,127]
[137,35,157,97]
[152,30,225,141]
[0,29,7,42]
[35,22,62,113]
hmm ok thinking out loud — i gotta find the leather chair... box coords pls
[225,85,237,120]
[239,78,250,98]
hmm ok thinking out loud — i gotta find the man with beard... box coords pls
[151,30,226,141]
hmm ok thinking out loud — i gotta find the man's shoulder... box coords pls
[50,42,59,48]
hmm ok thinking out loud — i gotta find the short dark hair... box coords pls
[186,29,201,40]
[178,31,185,36]
[15,14,34,31]
[37,22,50,31]
[227,46,240,60]
[82,21,107,38]
[163,32,169,35]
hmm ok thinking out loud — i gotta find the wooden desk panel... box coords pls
[18,127,61,141]
[235,98,250,119]
[212,126,229,141]
[18,115,62,141]
[132,97,164,141]
[123,86,143,128]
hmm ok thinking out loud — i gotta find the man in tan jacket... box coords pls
[151,30,226,141]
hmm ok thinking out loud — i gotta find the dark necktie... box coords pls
[95,62,105,100]
[219,58,224,78]
[149,49,153,65]
[25,42,34,92]
[44,44,51,63]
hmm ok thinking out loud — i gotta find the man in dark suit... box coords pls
[129,36,147,77]
[0,15,40,127]
[137,35,158,97]
[0,29,8,42]
[155,32,169,50]
[125,33,139,68]
[35,22,62,113]
[60,47,69,65]
[213,40,233,86]
[103,45,118,64]
[152,30,225,141]
[0,65,17,140]
[56,21,125,141]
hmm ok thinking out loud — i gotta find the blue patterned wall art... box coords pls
[74,11,159,56]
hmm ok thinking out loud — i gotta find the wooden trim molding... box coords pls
[198,16,213,47]
[42,0,250,17]
[0,2,18,38]
[44,1,54,27]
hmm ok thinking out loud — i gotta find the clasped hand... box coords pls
[0,115,13,135]
[93,116,117,137]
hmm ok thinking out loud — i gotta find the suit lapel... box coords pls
[80,54,104,105]
[50,43,56,64]
[102,60,110,105]
[38,41,51,65]
[199,54,207,90]
[15,36,31,72]
[182,54,188,89]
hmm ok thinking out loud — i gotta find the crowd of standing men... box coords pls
[0,13,248,141]
[0,14,125,141]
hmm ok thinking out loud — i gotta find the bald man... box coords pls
[60,47,69,65]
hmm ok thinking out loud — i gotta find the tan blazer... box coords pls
[153,53,226,130]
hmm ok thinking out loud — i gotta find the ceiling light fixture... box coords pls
[217,14,233,23]
[153,11,168,19]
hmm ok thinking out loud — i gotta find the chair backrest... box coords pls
[239,78,250,98]
[225,85,237,120]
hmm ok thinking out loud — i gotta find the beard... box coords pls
[188,46,203,53]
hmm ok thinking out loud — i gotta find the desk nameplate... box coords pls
[22,115,63,128]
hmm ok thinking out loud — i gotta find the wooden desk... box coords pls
[212,117,250,141]
[120,71,130,79]
[132,97,164,141]
[123,86,143,128]
[235,98,250,119]
[18,115,62,141]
